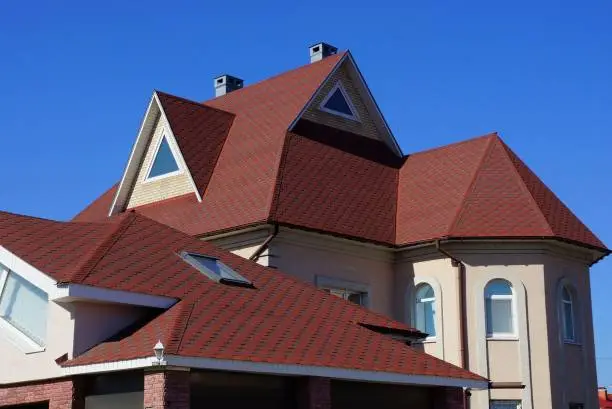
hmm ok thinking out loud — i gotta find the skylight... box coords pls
[319,82,360,121]
[181,252,252,287]
[147,136,180,180]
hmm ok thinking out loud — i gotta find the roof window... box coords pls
[146,136,181,181]
[180,252,253,287]
[319,82,360,121]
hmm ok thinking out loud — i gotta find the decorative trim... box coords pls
[411,277,444,357]
[318,81,360,121]
[62,355,488,390]
[52,284,177,308]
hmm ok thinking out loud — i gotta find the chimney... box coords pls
[309,42,338,63]
[214,74,243,97]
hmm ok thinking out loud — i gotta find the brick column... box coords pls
[433,387,465,409]
[297,377,331,409]
[144,369,190,409]
[0,377,86,409]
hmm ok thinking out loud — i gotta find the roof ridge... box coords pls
[202,52,347,105]
[268,132,297,221]
[447,134,498,235]
[496,138,555,236]
[405,132,498,159]
[66,212,139,284]
[169,301,196,354]
[156,90,235,117]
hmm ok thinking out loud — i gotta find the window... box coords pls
[569,403,583,409]
[324,288,368,306]
[146,136,180,180]
[415,284,436,337]
[561,285,576,342]
[319,82,360,121]
[0,266,48,347]
[180,252,252,287]
[485,279,515,337]
[490,400,521,409]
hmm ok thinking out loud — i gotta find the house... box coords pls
[3,42,608,409]
[0,210,487,409]
[600,387,612,409]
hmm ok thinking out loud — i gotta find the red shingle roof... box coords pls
[0,210,484,382]
[73,56,607,254]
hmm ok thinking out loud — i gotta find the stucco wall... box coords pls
[126,114,194,209]
[72,302,149,356]
[270,228,394,316]
[207,228,272,267]
[0,300,75,384]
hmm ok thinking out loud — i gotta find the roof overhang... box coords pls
[62,355,488,390]
[53,283,177,308]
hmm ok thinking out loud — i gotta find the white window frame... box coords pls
[485,279,518,340]
[490,399,522,409]
[0,265,47,353]
[318,81,361,122]
[561,285,578,343]
[414,283,436,340]
[144,132,184,183]
[315,276,369,307]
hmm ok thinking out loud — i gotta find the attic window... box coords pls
[319,82,360,121]
[181,252,252,287]
[146,136,181,181]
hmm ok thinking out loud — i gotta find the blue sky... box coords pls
[1,0,611,384]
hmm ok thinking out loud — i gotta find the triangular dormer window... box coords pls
[319,82,360,121]
[146,135,181,181]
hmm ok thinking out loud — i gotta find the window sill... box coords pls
[486,335,519,341]
[564,340,582,346]
[418,337,437,344]
[0,319,45,354]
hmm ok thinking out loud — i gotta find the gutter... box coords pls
[249,224,279,262]
[435,240,471,409]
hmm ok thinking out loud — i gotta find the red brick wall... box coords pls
[144,370,190,409]
[0,377,85,409]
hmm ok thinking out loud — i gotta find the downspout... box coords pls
[435,240,471,409]
[249,224,279,262]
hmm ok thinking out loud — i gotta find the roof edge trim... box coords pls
[53,283,177,308]
[62,355,488,389]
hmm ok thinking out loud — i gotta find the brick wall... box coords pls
[0,377,85,409]
[144,370,190,409]
[126,114,195,209]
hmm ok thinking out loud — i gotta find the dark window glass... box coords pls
[323,89,354,116]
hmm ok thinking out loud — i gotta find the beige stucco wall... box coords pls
[270,228,394,316]
[302,60,383,141]
[0,300,75,384]
[126,114,194,209]
[207,228,272,267]
[544,254,598,409]
[206,227,599,409]
[72,302,149,356]
[0,300,151,384]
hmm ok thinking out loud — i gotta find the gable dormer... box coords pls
[290,47,402,157]
[126,113,194,209]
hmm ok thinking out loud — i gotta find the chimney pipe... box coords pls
[214,74,243,97]
[309,42,338,63]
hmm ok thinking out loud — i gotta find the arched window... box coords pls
[415,284,436,337]
[561,285,576,342]
[485,279,515,337]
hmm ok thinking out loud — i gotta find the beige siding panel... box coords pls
[302,61,384,141]
[126,114,194,208]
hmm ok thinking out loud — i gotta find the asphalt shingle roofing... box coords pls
[73,52,607,253]
[0,210,483,381]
